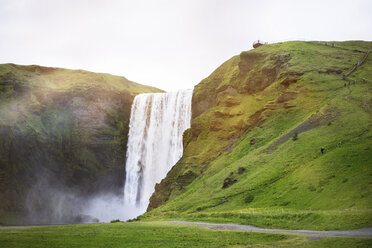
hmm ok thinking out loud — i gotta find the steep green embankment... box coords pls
[0,64,162,224]
[145,41,372,230]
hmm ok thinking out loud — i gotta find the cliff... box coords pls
[146,41,372,230]
[0,64,162,224]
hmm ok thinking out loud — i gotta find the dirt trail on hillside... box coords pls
[170,221,372,237]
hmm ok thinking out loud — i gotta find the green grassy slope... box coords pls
[145,41,372,230]
[0,64,162,224]
[1,222,371,248]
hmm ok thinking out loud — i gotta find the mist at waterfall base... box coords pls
[25,90,192,224]
[89,90,192,221]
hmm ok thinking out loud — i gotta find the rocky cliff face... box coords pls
[0,64,161,224]
[148,47,295,210]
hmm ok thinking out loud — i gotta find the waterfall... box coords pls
[123,89,192,216]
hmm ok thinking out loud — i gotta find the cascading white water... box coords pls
[123,90,192,216]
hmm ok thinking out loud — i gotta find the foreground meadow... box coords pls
[0,221,371,248]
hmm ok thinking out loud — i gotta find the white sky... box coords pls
[0,0,371,91]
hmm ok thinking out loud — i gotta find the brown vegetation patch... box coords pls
[279,72,303,88]
[276,91,298,103]
[238,52,263,74]
[210,119,224,131]
[248,109,266,127]
[214,110,231,118]
[225,97,241,107]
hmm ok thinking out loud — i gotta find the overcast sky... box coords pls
[0,0,371,91]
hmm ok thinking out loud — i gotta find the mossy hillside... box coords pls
[146,41,372,229]
[0,64,162,224]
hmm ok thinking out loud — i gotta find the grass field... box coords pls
[145,209,372,231]
[0,222,371,248]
